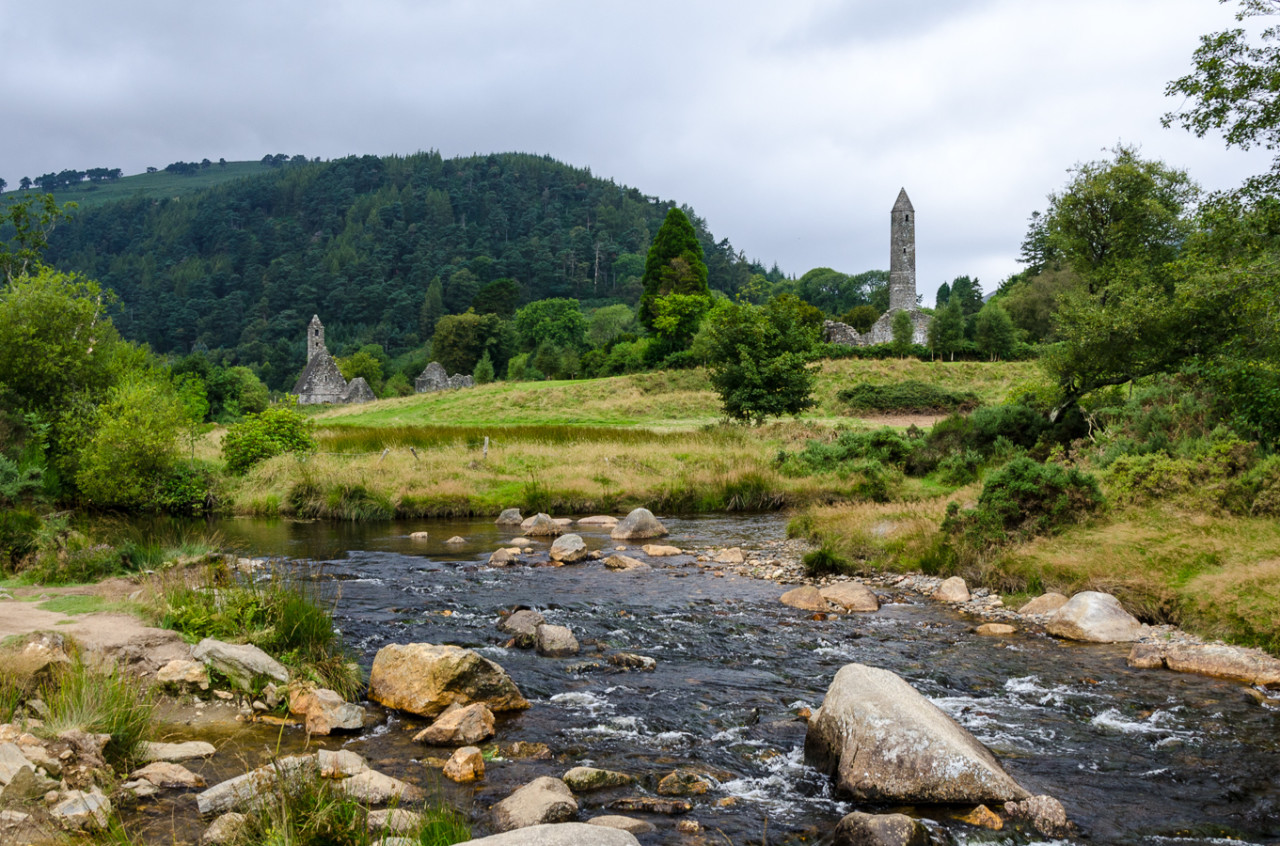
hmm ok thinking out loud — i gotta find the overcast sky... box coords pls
[1,0,1268,303]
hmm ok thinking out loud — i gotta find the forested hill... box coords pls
[45,152,773,389]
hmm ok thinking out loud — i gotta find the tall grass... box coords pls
[39,657,155,769]
[317,423,680,452]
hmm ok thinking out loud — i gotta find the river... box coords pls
[141,514,1279,845]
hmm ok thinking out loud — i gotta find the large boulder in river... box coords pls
[536,624,580,658]
[821,582,880,612]
[491,776,578,831]
[832,812,930,846]
[805,663,1030,804]
[192,639,289,690]
[780,585,828,612]
[1045,591,1143,643]
[497,609,546,648]
[549,534,588,564]
[469,823,640,845]
[496,508,523,525]
[524,513,564,537]
[610,508,667,540]
[368,643,529,718]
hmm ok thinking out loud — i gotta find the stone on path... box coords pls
[192,638,289,689]
[832,812,930,846]
[820,582,880,612]
[934,576,970,603]
[1045,591,1143,643]
[368,643,529,718]
[1018,592,1068,616]
[443,746,485,783]
[469,822,641,845]
[780,585,828,612]
[611,508,667,540]
[491,776,578,831]
[805,662,1030,804]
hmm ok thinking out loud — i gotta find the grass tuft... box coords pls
[39,657,155,769]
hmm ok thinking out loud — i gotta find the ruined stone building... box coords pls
[824,189,933,347]
[291,315,374,404]
[414,361,474,393]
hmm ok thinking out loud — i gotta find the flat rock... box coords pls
[607,796,691,815]
[1045,591,1143,643]
[641,544,681,556]
[549,534,588,564]
[1127,642,1280,686]
[318,748,367,778]
[409,531,430,540]
[368,808,423,834]
[588,815,656,834]
[443,746,485,782]
[492,776,578,831]
[577,515,618,526]
[976,623,1017,636]
[156,659,210,690]
[563,766,633,791]
[604,554,650,571]
[611,508,668,540]
[51,788,112,830]
[1017,592,1069,616]
[832,812,930,846]
[780,585,828,612]
[714,547,745,564]
[197,755,314,815]
[130,761,206,789]
[607,653,656,671]
[413,702,495,745]
[934,576,971,602]
[337,769,425,804]
[192,638,289,689]
[368,643,529,718]
[496,508,524,525]
[139,741,217,763]
[805,662,1030,804]
[536,624,580,658]
[821,582,880,612]
[469,823,641,845]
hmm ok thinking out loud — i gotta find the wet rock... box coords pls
[563,766,633,791]
[1017,592,1069,616]
[489,548,521,566]
[607,796,692,815]
[1127,642,1280,686]
[524,513,564,537]
[1045,592,1143,643]
[501,741,553,760]
[413,702,495,745]
[409,532,430,540]
[193,638,290,689]
[588,815,656,834]
[641,544,681,556]
[318,748,367,778]
[604,554,649,571]
[657,769,710,796]
[1005,794,1072,837]
[780,585,828,612]
[611,508,668,540]
[492,776,578,831]
[368,643,530,718]
[549,534,588,564]
[832,812,930,846]
[197,755,314,815]
[337,769,425,804]
[976,623,1017,636]
[470,822,641,845]
[714,547,745,564]
[201,812,248,845]
[443,746,485,783]
[51,788,112,830]
[821,582,880,612]
[607,653,656,671]
[536,624,580,658]
[445,536,467,545]
[805,662,1030,804]
[289,686,365,735]
[130,761,206,789]
[139,740,216,763]
[368,808,423,834]
[934,576,971,603]
[578,515,618,526]
[156,659,210,690]
[955,804,1002,830]
[496,508,524,525]
[498,609,545,647]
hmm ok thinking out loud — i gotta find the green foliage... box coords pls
[837,380,979,414]
[514,298,587,352]
[172,355,270,421]
[586,303,639,348]
[639,207,709,331]
[39,657,154,770]
[431,310,514,377]
[890,310,914,356]
[648,292,713,357]
[419,277,446,339]
[472,350,495,384]
[943,457,1104,551]
[802,545,853,577]
[472,277,521,318]
[927,300,965,358]
[0,193,77,282]
[222,406,317,476]
[946,275,985,316]
[974,301,1017,360]
[840,304,880,333]
[0,508,40,570]
[702,295,821,424]
[792,267,885,316]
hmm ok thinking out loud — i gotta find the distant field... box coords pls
[1,161,278,209]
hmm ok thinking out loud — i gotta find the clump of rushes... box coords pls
[159,560,361,699]
[233,765,469,846]
[39,657,155,770]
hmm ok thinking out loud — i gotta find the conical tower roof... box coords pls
[892,188,913,212]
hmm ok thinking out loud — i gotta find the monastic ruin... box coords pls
[824,189,932,346]
[291,315,374,404]
[415,361,474,393]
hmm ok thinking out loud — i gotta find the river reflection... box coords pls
[193,514,1280,845]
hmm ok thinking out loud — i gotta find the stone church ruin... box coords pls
[291,315,375,405]
[824,189,932,346]
[415,361,474,393]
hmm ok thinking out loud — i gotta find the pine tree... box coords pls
[638,208,708,331]
[472,350,495,384]
[420,277,445,339]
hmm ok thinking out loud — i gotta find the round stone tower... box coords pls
[307,314,325,363]
[889,188,916,312]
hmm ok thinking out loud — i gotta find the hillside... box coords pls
[40,152,772,389]
[2,160,280,209]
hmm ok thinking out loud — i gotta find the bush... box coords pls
[0,507,40,571]
[223,406,317,475]
[40,657,155,769]
[837,380,979,414]
[803,546,852,576]
[780,428,917,475]
[943,457,1104,552]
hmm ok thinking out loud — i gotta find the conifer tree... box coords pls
[638,208,708,331]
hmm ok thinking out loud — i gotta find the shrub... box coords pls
[0,507,40,570]
[223,406,317,475]
[837,380,979,414]
[803,546,852,576]
[943,457,1104,552]
[40,657,155,769]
